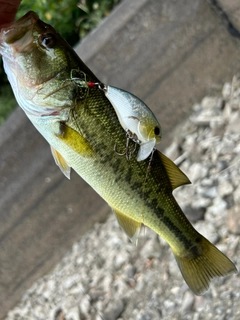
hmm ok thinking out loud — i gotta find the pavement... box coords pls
[1,0,240,318]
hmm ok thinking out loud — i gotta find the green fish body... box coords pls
[0,11,237,295]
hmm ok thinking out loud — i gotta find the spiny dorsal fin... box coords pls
[111,207,141,245]
[158,151,191,190]
[50,146,71,179]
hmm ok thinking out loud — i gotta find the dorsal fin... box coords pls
[50,146,71,179]
[157,151,191,190]
[111,207,142,245]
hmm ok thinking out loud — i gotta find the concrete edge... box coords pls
[75,0,148,62]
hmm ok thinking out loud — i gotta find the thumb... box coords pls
[0,0,22,27]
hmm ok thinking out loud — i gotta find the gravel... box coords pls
[5,75,240,320]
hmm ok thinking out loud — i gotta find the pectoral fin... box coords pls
[50,146,71,179]
[57,123,94,158]
[158,151,191,190]
[137,139,156,161]
[112,207,141,245]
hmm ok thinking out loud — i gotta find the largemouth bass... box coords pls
[0,11,237,295]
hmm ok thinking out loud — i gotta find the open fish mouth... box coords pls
[0,11,39,55]
[0,11,72,117]
[0,11,38,44]
[0,11,57,57]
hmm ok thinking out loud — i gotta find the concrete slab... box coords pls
[76,0,240,147]
[1,0,240,318]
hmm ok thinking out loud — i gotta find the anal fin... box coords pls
[112,207,141,245]
[50,146,71,179]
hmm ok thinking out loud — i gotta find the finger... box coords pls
[0,0,22,27]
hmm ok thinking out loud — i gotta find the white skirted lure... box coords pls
[104,85,162,161]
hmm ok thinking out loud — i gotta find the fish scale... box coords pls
[68,93,191,245]
[0,11,237,296]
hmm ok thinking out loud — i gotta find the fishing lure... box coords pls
[102,85,162,161]
[69,70,161,161]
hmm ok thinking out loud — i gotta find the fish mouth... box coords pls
[0,10,61,58]
[0,11,39,45]
[0,11,40,57]
[0,11,56,56]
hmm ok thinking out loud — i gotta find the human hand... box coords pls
[0,0,22,28]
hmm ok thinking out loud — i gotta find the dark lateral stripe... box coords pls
[160,215,192,250]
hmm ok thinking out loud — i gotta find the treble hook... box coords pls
[114,130,137,160]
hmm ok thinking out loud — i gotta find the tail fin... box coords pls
[174,235,238,295]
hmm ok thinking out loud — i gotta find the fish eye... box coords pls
[39,33,56,49]
[154,126,160,136]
